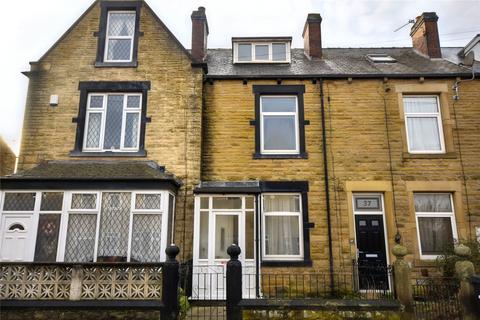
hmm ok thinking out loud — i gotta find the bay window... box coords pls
[0,191,173,263]
[414,193,458,259]
[262,194,303,260]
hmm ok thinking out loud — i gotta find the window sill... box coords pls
[402,152,457,160]
[94,61,138,68]
[253,152,308,159]
[261,259,312,267]
[70,150,147,157]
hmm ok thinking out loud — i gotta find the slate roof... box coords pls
[1,160,181,185]
[206,47,473,78]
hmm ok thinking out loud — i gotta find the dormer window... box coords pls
[233,38,291,63]
[95,1,142,67]
[105,11,136,62]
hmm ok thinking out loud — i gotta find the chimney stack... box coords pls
[410,12,441,58]
[191,7,209,62]
[303,13,323,59]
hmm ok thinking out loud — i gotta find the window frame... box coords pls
[414,192,458,260]
[103,10,136,63]
[72,81,150,157]
[403,95,446,154]
[82,93,142,152]
[95,1,142,68]
[260,95,300,155]
[252,85,307,159]
[261,193,304,261]
[233,42,291,63]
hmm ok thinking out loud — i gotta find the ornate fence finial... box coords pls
[392,244,408,260]
[227,244,241,261]
[165,244,180,262]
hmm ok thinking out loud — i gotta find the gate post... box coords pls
[392,244,414,317]
[226,244,242,320]
[162,244,180,320]
[454,244,476,320]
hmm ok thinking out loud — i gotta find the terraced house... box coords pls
[1,0,479,317]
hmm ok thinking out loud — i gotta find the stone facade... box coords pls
[11,0,480,273]
[0,138,16,176]
[202,78,480,271]
[17,0,203,259]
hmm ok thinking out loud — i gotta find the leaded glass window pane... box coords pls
[71,193,97,210]
[65,214,97,262]
[130,214,162,262]
[97,192,131,259]
[135,193,161,210]
[3,193,36,211]
[108,12,135,36]
[89,95,104,108]
[85,113,102,148]
[40,192,64,211]
[34,214,61,261]
[103,95,124,150]
[127,95,141,108]
[106,39,132,61]
[124,113,139,148]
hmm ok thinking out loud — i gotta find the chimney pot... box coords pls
[410,12,441,58]
[191,7,209,62]
[303,13,323,59]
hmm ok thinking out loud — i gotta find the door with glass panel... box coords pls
[353,194,390,291]
[193,195,256,299]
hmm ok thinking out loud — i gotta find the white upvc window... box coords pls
[403,96,445,154]
[234,42,290,63]
[262,194,303,261]
[83,93,142,152]
[0,191,173,263]
[104,11,136,62]
[260,96,299,155]
[414,193,458,260]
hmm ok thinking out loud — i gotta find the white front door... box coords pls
[193,195,257,300]
[0,215,36,261]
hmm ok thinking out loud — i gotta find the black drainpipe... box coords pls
[320,78,335,292]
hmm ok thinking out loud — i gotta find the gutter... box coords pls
[204,72,479,80]
[319,79,335,292]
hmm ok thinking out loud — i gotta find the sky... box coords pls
[1,0,479,155]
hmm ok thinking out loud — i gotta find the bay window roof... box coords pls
[0,160,181,191]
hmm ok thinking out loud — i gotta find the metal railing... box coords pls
[0,262,163,300]
[412,277,462,320]
[243,267,395,300]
